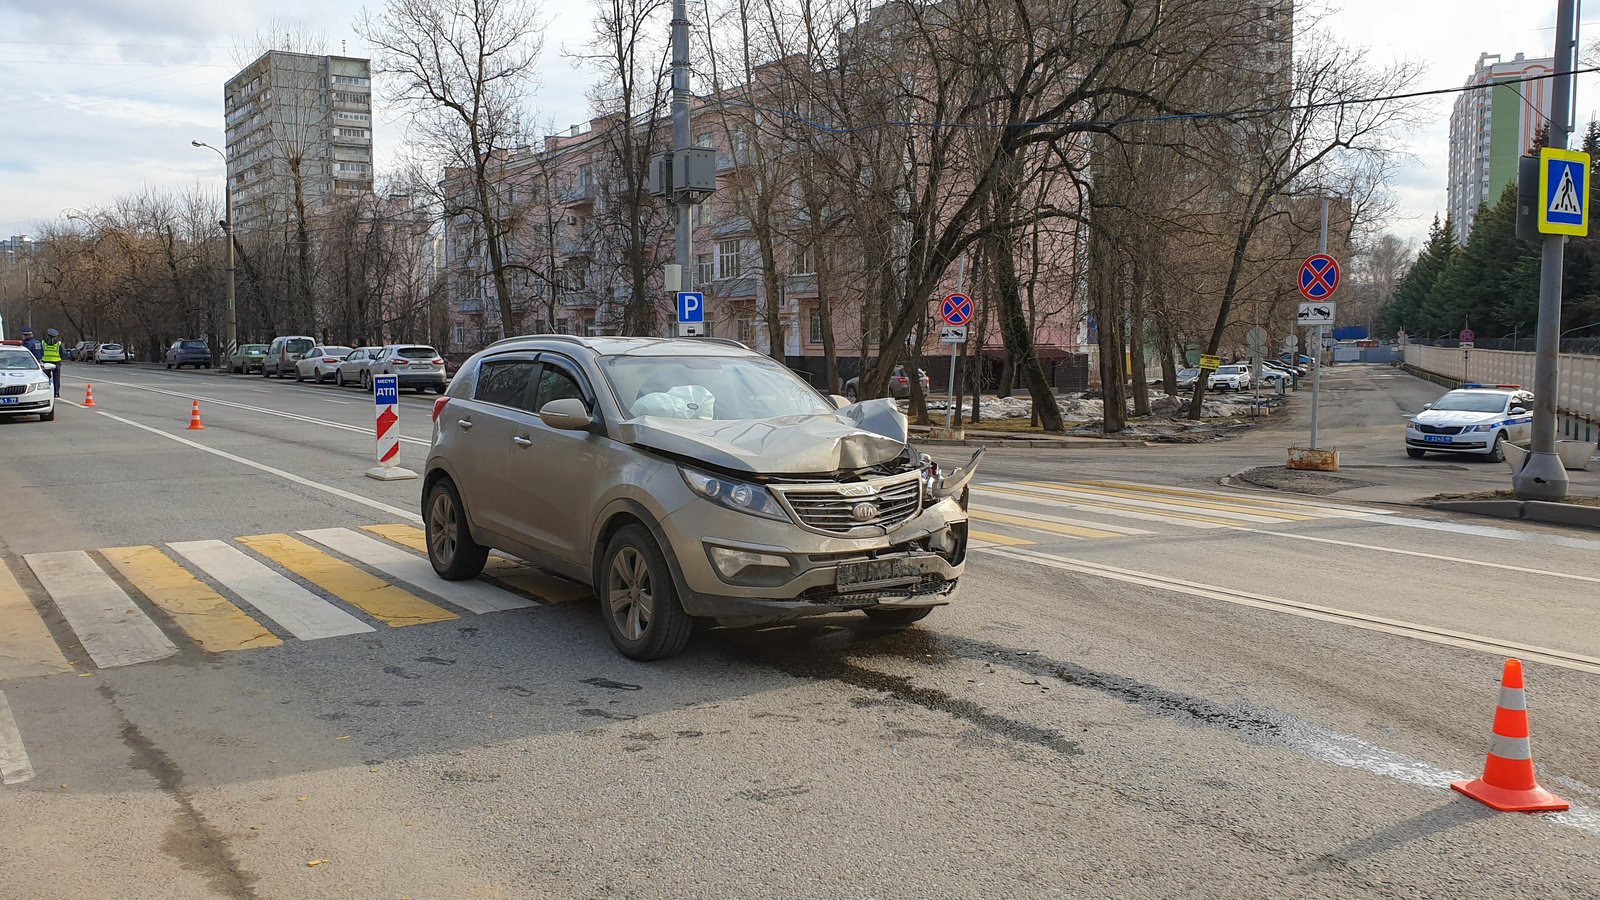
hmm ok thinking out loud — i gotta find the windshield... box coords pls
[180,340,207,349]
[1431,392,1508,413]
[601,354,834,421]
[0,349,40,371]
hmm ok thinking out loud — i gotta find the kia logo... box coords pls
[850,502,880,522]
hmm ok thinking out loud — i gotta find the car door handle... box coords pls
[457,418,473,430]
[512,435,533,447]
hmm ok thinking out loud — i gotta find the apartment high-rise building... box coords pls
[1448,51,1554,243]
[224,51,375,233]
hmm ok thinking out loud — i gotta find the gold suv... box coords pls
[423,335,981,660]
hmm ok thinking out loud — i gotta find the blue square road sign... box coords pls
[677,291,705,323]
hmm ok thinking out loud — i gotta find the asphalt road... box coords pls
[2,361,1598,899]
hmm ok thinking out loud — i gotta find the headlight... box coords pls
[1408,419,1423,430]
[1468,423,1496,432]
[28,381,49,394]
[679,467,789,522]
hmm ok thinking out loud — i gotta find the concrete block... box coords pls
[1287,447,1340,471]
[1431,500,1526,519]
[1555,440,1597,471]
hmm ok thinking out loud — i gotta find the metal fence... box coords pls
[1403,343,1600,427]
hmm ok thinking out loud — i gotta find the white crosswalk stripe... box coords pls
[168,540,375,640]
[24,551,177,668]
[0,690,34,785]
[298,528,537,614]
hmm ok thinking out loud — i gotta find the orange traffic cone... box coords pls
[83,384,96,407]
[186,399,205,431]
[1451,659,1568,812]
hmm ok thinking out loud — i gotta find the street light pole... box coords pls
[1513,0,1576,500]
[192,140,237,369]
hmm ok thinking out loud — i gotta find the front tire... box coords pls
[1406,448,1426,459]
[862,606,934,627]
[39,409,55,422]
[599,525,694,661]
[1487,434,1506,463]
[425,479,489,581]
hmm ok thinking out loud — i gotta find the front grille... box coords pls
[1,385,26,396]
[776,474,922,534]
[1416,423,1463,435]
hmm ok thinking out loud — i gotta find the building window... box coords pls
[332,75,371,86]
[577,164,593,189]
[717,240,741,279]
[794,244,815,274]
[557,318,573,334]
[454,324,465,344]
[736,312,758,344]
[693,199,714,227]
[808,307,824,344]
[695,131,714,149]
[337,128,369,139]
[695,253,714,286]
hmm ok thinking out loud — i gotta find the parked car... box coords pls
[0,346,55,421]
[294,345,354,383]
[1404,384,1534,462]
[842,366,932,401]
[1208,364,1251,391]
[229,343,269,374]
[367,344,446,393]
[94,343,128,364]
[423,335,981,660]
[263,335,316,378]
[1174,367,1201,391]
[164,339,213,369]
[334,346,382,387]
[67,341,95,361]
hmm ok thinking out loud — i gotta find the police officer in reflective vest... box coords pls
[41,329,64,397]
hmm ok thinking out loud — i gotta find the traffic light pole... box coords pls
[1513,0,1575,500]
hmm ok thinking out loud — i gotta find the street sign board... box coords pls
[676,291,704,324]
[1460,341,1475,350]
[1298,254,1341,301]
[678,322,705,337]
[1459,328,1475,343]
[1245,326,1270,357]
[1284,334,1299,352]
[939,325,968,344]
[1538,147,1590,236]
[1198,354,1222,370]
[1296,301,1336,326]
[940,293,974,326]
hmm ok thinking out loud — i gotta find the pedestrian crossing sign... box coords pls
[1538,147,1589,236]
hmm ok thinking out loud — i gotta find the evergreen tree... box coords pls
[1421,184,1539,335]
[1378,215,1456,336]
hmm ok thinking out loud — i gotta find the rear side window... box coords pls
[474,360,534,408]
[446,359,477,398]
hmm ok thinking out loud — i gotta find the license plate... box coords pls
[1423,435,1452,443]
[410,362,432,369]
[0,397,16,405]
[837,559,918,588]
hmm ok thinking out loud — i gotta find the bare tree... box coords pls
[361,0,545,338]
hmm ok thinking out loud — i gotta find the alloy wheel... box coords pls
[607,547,654,641]
[429,490,458,563]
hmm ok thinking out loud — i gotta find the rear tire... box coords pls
[862,606,934,627]
[599,525,694,661]
[335,371,345,387]
[1406,448,1426,459]
[425,478,489,581]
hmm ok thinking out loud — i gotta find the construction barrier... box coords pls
[366,374,416,481]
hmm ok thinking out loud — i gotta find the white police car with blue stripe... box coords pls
[1405,384,1534,462]
[0,345,56,422]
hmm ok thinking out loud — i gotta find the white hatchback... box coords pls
[0,347,56,421]
[94,343,128,363]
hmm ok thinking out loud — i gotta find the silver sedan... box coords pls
[334,347,383,388]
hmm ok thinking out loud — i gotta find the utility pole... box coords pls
[671,0,693,302]
[1513,0,1576,500]
[193,141,237,369]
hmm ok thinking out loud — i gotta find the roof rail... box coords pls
[484,333,593,349]
[696,337,751,350]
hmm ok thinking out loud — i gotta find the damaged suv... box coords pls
[423,335,980,660]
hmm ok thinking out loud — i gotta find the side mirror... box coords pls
[1421,403,1433,410]
[41,363,55,372]
[1510,407,1527,416]
[539,397,593,431]
[830,394,852,408]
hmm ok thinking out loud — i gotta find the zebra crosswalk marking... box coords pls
[1016,482,1316,524]
[236,534,459,627]
[968,530,1035,547]
[299,528,536,614]
[167,540,374,641]
[0,561,73,681]
[976,483,1236,527]
[101,546,281,653]
[1074,480,1385,517]
[968,509,1129,540]
[360,524,597,605]
[24,551,177,669]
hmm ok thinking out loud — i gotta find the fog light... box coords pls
[708,546,790,579]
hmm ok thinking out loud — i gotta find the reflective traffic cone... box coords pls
[1451,659,1569,812]
[83,384,96,407]
[186,399,205,431]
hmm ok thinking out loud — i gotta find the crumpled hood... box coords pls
[1412,409,1499,428]
[613,398,911,476]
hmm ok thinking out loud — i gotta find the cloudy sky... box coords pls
[0,1,1591,249]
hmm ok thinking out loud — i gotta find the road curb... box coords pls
[1430,499,1600,530]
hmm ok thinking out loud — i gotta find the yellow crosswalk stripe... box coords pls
[360,524,591,604]
[978,483,1238,527]
[237,534,458,627]
[1073,480,1370,516]
[0,560,73,681]
[1018,481,1318,522]
[101,546,282,653]
[969,509,1128,540]
[969,530,1035,547]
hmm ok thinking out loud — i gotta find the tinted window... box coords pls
[102,344,122,350]
[395,346,437,359]
[533,365,585,412]
[474,360,535,407]
[180,340,207,349]
[285,338,313,354]
[324,346,352,356]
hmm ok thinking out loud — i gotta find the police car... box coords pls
[1404,384,1533,462]
[0,344,56,422]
